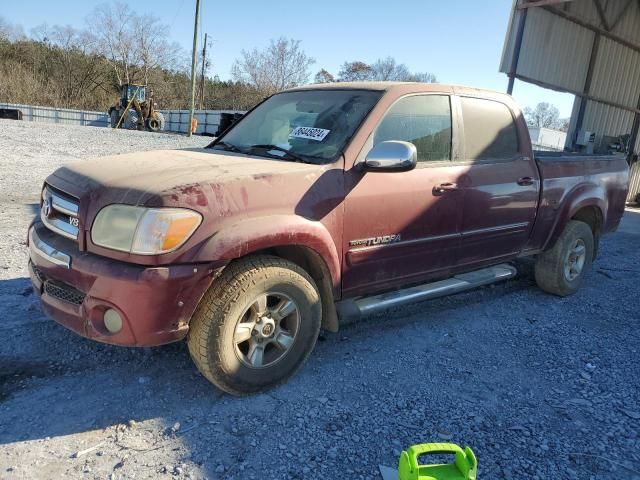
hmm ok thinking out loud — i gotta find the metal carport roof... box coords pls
[500,0,640,160]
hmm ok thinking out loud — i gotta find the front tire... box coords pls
[535,220,594,296]
[187,255,322,395]
[123,108,139,130]
[109,109,120,128]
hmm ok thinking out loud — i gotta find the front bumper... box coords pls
[28,222,219,347]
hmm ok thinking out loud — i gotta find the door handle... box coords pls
[517,177,534,186]
[434,182,459,194]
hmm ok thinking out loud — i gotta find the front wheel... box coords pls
[109,109,120,128]
[187,255,322,395]
[534,220,594,296]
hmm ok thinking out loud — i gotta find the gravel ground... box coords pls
[1,119,639,480]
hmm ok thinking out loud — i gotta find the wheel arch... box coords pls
[194,215,342,332]
[542,184,607,259]
[250,245,339,332]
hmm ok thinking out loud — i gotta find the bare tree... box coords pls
[90,3,136,85]
[524,102,562,129]
[314,68,334,84]
[558,118,570,132]
[338,61,373,81]
[0,17,25,42]
[407,71,437,83]
[131,14,182,84]
[231,37,315,95]
[338,57,436,83]
[370,57,409,80]
[89,2,181,86]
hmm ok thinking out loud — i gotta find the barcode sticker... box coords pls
[289,126,330,141]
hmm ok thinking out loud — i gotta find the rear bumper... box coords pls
[28,222,219,347]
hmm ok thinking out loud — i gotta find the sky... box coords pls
[2,0,575,117]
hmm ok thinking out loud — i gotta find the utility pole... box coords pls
[199,32,208,110]
[188,0,201,137]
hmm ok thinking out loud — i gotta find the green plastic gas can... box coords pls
[398,443,477,480]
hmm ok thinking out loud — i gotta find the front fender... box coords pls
[194,215,341,289]
[543,183,606,251]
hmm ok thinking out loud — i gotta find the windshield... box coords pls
[210,89,382,163]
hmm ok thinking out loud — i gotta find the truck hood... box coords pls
[46,148,342,234]
[49,148,323,201]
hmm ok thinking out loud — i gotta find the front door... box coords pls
[455,95,539,268]
[342,94,468,298]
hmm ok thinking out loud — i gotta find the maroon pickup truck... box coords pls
[29,82,629,394]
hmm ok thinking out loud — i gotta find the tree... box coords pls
[523,102,562,129]
[231,37,315,95]
[338,61,373,81]
[337,57,436,83]
[558,117,570,132]
[89,2,182,85]
[0,17,25,42]
[371,57,437,82]
[314,68,334,84]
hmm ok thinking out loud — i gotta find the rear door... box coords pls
[342,94,468,298]
[455,95,539,268]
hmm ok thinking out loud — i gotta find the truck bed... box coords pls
[524,152,629,253]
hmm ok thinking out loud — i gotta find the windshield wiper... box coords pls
[248,144,311,163]
[211,141,244,153]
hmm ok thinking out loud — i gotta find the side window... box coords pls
[460,97,519,160]
[374,95,452,162]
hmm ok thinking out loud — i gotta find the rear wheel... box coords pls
[535,220,594,296]
[187,255,322,395]
[146,111,165,132]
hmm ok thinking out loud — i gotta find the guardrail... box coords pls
[0,102,243,135]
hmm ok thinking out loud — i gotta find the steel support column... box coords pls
[628,93,640,163]
[572,33,600,148]
[507,8,528,95]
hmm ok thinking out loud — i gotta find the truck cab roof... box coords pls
[286,81,515,103]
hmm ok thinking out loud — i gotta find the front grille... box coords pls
[35,265,86,306]
[31,263,46,284]
[41,186,80,241]
[44,280,86,306]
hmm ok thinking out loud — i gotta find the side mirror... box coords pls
[363,141,417,172]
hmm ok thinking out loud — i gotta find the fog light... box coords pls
[104,309,123,333]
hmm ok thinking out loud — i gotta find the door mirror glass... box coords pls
[364,141,417,172]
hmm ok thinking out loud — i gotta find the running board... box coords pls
[336,264,517,323]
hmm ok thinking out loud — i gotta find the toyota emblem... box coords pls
[41,197,52,218]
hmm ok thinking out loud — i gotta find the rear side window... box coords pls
[460,97,519,160]
[374,95,452,162]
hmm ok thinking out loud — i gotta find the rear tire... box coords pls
[146,112,165,132]
[187,255,322,395]
[534,220,594,296]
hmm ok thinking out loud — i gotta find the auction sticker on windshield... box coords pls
[289,126,330,141]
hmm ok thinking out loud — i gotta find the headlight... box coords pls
[92,205,202,255]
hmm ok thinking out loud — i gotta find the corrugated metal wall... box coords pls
[0,102,109,126]
[511,7,594,92]
[501,0,640,201]
[0,102,243,135]
[163,110,242,135]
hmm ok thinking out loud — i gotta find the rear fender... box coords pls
[195,215,341,292]
[543,183,606,251]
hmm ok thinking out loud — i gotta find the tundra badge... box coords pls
[349,234,401,247]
